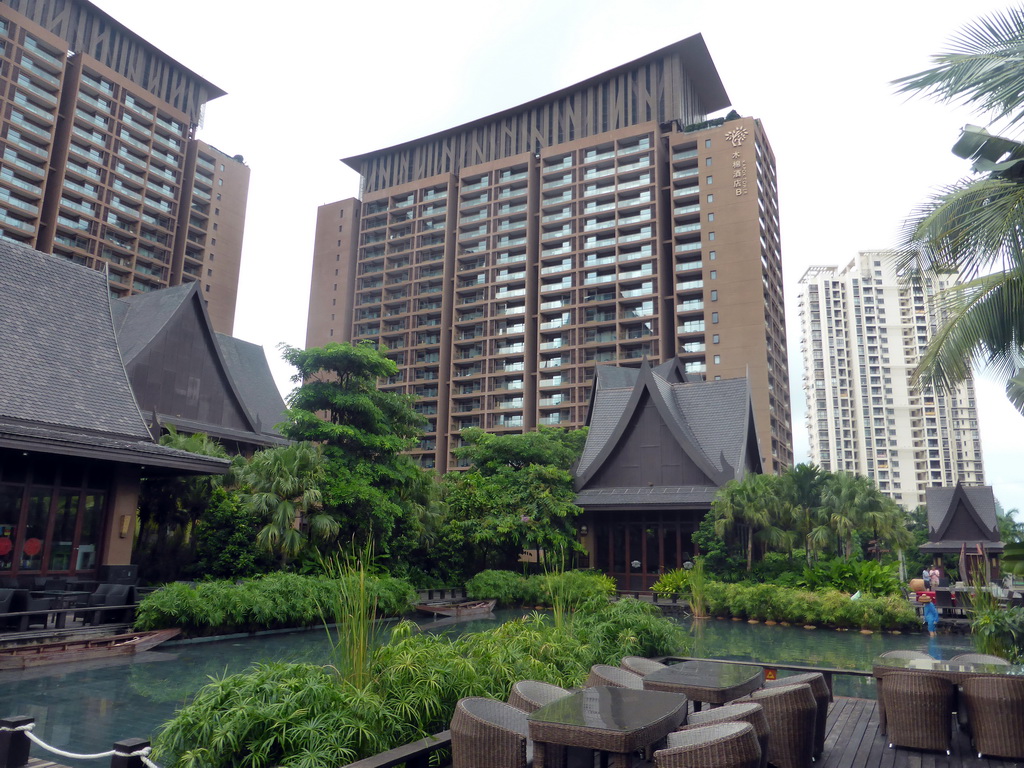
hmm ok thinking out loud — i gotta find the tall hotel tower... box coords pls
[798,252,985,509]
[0,0,248,334]
[308,36,792,473]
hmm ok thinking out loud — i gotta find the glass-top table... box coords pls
[872,656,1024,683]
[643,660,764,710]
[527,686,687,768]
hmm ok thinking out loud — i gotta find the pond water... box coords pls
[0,611,974,767]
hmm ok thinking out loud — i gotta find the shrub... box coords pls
[134,573,416,636]
[464,569,529,605]
[971,606,1024,663]
[651,569,689,598]
[525,571,616,609]
[692,579,917,631]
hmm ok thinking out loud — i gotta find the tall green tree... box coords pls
[782,463,826,563]
[894,8,1024,410]
[279,342,432,567]
[454,426,588,474]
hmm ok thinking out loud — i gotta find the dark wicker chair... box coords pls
[0,589,53,631]
[621,656,668,676]
[949,653,1012,731]
[655,722,761,768]
[875,650,931,734]
[678,702,769,768]
[961,676,1024,759]
[585,664,643,689]
[451,697,532,768]
[508,680,571,713]
[882,672,954,754]
[763,672,829,758]
[739,683,816,768]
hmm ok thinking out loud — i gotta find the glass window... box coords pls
[47,493,79,571]
[0,486,23,571]
[20,490,51,571]
[76,493,104,571]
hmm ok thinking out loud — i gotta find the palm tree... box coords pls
[817,473,879,560]
[712,474,792,571]
[893,8,1024,409]
[782,463,825,564]
[239,442,337,564]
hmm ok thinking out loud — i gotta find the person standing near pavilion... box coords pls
[920,593,939,637]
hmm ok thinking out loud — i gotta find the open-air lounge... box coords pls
[439,655,1024,768]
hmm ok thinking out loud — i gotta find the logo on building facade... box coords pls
[724,127,748,147]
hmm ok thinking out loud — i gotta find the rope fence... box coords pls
[0,716,159,768]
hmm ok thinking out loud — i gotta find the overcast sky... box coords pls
[93,0,1023,513]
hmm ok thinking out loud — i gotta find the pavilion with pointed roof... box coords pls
[574,359,763,589]
[0,240,285,583]
[921,482,1004,581]
[112,282,289,453]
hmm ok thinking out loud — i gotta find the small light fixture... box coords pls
[683,561,694,570]
[579,525,589,536]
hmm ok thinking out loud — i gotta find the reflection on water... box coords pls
[677,616,974,698]
[0,610,973,766]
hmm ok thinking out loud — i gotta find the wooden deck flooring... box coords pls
[820,697,1023,768]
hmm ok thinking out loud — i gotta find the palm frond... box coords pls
[914,269,1024,390]
[893,7,1024,128]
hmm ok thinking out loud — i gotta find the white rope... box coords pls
[24,730,117,760]
[0,722,161,765]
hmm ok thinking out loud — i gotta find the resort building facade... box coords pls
[307,36,792,474]
[0,0,248,334]
[797,251,985,509]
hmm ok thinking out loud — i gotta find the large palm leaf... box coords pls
[914,265,1024,395]
[893,7,1024,129]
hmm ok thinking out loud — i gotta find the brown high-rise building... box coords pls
[307,36,792,473]
[0,0,248,334]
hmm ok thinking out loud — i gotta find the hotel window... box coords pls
[710,270,717,280]
[706,176,713,184]
[708,232,715,241]
[709,251,716,260]
[713,334,720,344]
[712,312,718,324]
[705,158,712,166]
[710,290,717,301]
[707,194,714,203]
[707,213,714,222]
[705,139,711,148]
[714,355,721,364]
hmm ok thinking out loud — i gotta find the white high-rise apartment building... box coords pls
[797,251,984,509]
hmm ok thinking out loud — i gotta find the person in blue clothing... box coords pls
[919,593,939,637]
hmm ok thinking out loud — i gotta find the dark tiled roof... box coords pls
[919,539,1005,553]
[673,377,750,476]
[215,334,288,436]
[577,363,753,482]
[924,484,1000,545]
[575,486,719,507]
[113,282,194,363]
[0,242,151,440]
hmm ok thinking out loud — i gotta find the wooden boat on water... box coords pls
[416,599,497,618]
[0,628,179,670]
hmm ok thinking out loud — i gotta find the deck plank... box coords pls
[819,698,1024,768]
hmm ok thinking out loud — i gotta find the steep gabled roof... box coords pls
[0,241,151,441]
[575,360,759,491]
[0,242,228,475]
[921,483,1003,553]
[113,283,287,444]
[215,334,289,437]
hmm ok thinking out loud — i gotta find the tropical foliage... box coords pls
[275,342,438,571]
[133,572,416,636]
[704,464,912,574]
[893,7,1024,410]
[432,428,588,581]
[153,599,688,768]
[699,581,918,631]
